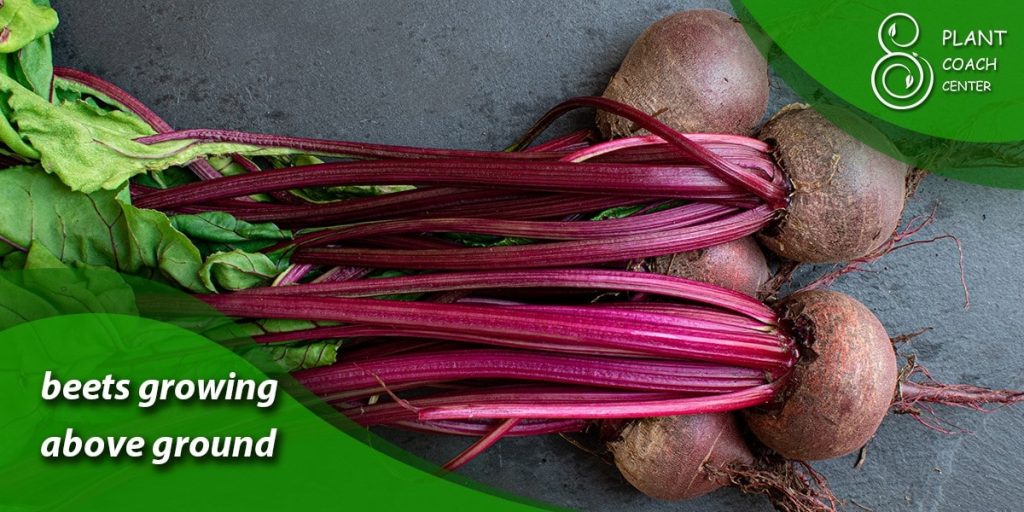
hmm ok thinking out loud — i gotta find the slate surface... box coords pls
[50,1,1024,511]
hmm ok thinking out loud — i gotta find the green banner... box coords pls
[736,0,1024,188]
[0,269,550,512]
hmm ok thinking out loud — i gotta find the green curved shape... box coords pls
[0,269,554,511]
[734,0,1024,189]
[0,0,58,54]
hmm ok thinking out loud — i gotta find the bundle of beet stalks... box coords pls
[2,4,1020,511]
[87,68,1014,511]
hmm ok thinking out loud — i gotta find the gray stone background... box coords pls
[50,1,1024,511]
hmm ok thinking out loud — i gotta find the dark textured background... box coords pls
[50,1,1024,511]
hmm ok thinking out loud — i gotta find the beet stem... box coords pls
[441,418,520,471]
[198,293,790,368]
[295,348,769,397]
[284,202,736,250]
[416,383,778,420]
[345,386,682,426]
[507,97,788,206]
[271,264,314,286]
[389,419,584,437]
[182,192,647,227]
[253,324,650,357]
[229,268,777,323]
[309,266,372,284]
[520,129,592,152]
[290,206,774,272]
[133,158,756,210]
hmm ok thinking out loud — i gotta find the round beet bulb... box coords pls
[597,9,769,137]
[758,105,910,263]
[608,413,838,509]
[650,237,770,298]
[744,289,898,460]
[610,413,752,500]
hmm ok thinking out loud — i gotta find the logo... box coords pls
[871,13,934,110]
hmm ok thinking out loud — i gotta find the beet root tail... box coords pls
[892,361,1024,433]
[705,455,837,512]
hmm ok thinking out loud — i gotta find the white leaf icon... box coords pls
[888,23,897,38]
[905,74,914,88]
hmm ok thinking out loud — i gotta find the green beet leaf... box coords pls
[170,211,292,255]
[198,249,287,292]
[244,341,339,372]
[0,74,294,192]
[0,0,58,54]
[0,165,209,291]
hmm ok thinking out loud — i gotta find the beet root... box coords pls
[610,413,752,500]
[890,359,1024,432]
[758,105,910,263]
[744,290,897,461]
[610,414,839,510]
[650,237,770,298]
[597,9,769,137]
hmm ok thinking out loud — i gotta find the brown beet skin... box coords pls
[597,9,769,137]
[743,290,897,461]
[758,105,909,263]
[610,413,752,500]
[650,237,770,298]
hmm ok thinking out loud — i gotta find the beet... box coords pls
[597,9,769,137]
[610,413,751,500]
[609,414,838,510]
[650,237,770,298]
[744,290,897,460]
[758,105,910,263]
